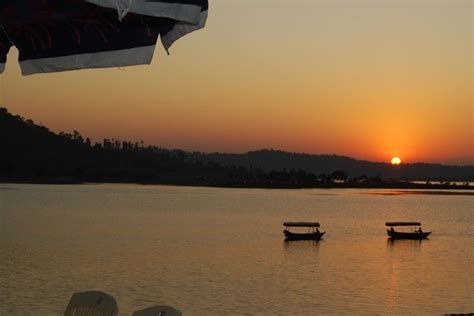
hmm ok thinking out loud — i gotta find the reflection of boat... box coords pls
[385,222,431,239]
[386,238,423,249]
[283,222,325,240]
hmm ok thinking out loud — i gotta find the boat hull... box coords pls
[387,230,431,240]
[283,230,325,241]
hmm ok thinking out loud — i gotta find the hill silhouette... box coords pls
[190,149,473,181]
[0,107,199,184]
[1,107,472,187]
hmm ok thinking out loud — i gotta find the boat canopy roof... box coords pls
[386,222,421,227]
[284,222,320,227]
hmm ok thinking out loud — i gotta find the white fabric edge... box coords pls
[20,45,156,76]
[0,63,5,74]
[161,10,207,52]
[86,0,203,23]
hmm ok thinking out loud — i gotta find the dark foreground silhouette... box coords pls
[0,107,472,188]
[64,290,182,316]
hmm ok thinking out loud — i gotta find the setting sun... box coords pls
[391,157,402,165]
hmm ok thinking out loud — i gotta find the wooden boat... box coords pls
[283,222,325,240]
[385,222,431,239]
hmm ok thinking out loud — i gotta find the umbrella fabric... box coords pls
[87,0,205,23]
[0,26,9,74]
[0,0,207,75]
[85,0,208,51]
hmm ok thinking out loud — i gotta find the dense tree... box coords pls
[0,107,472,188]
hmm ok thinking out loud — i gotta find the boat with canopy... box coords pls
[283,222,325,240]
[385,222,431,239]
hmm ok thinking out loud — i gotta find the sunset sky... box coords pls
[0,0,472,165]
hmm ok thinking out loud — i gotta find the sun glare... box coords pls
[391,157,402,165]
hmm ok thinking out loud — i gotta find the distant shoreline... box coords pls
[1,179,473,192]
[363,190,474,196]
[2,108,473,189]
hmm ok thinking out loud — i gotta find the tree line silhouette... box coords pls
[0,107,471,188]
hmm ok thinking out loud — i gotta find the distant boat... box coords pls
[283,222,325,240]
[385,222,431,239]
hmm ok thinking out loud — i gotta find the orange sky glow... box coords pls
[0,0,472,165]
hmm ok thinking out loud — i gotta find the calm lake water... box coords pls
[0,184,472,315]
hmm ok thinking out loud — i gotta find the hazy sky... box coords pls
[0,0,472,164]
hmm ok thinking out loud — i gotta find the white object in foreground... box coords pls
[64,290,118,316]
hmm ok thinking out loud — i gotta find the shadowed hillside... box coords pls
[0,107,198,184]
[190,150,473,181]
[0,107,472,186]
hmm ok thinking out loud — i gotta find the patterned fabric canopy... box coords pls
[0,0,208,75]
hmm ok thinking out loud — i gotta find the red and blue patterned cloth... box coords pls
[0,0,208,75]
